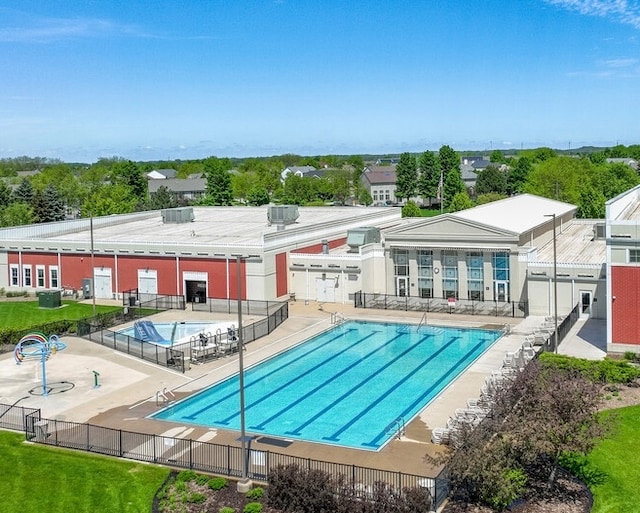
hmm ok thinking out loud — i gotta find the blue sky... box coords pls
[1,0,640,162]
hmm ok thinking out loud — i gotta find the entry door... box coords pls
[495,281,509,302]
[315,277,336,302]
[396,276,408,297]
[94,268,112,299]
[580,291,592,318]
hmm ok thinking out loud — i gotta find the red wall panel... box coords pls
[275,252,287,297]
[611,266,640,345]
[291,237,347,254]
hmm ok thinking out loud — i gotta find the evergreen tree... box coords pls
[448,191,474,212]
[475,165,507,196]
[395,152,418,202]
[417,150,440,202]
[401,200,422,217]
[12,178,34,204]
[0,181,12,207]
[438,145,460,177]
[34,183,66,223]
[150,185,179,210]
[443,168,466,210]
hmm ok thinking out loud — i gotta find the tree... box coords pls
[443,168,465,210]
[82,184,138,216]
[0,181,12,208]
[475,165,507,196]
[150,185,179,210]
[281,174,314,205]
[325,170,352,205]
[577,185,606,218]
[246,186,270,206]
[111,160,147,200]
[448,191,474,212]
[395,152,418,202]
[358,189,373,206]
[34,183,66,223]
[476,193,508,205]
[507,157,532,195]
[0,202,34,226]
[523,156,587,205]
[203,157,233,206]
[12,178,34,204]
[489,150,505,163]
[418,150,441,203]
[232,171,256,204]
[401,200,422,217]
[438,145,460,177]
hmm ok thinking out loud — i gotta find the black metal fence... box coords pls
[0,405,448,509]
[77,296,289,373]
[354,291,528,318]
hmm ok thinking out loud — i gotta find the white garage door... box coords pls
[316,277,336,303]
[94,267,112,299]
[138,269,158,294]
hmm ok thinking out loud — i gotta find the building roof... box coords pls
[452,194,577,234]
[0,206,402,256]
[361,169,397,185]
[364,165,396,174]
[148,177,206,193]
[535,220,605,265]
[147,168,177,179]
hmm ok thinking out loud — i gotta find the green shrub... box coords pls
[480,468,527,511]
[195,474,209,485]
[559,452,607,487]
[539,353,640,384]
[176,470,197,482]
[174,480,187,493]
[243,502,262,513]
[208,477,228,490]
[245,487,264,500]
[186,492,207,504]
[219,507,235,513]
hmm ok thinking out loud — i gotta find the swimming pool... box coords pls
[118,321,234,346]
[153,320,502,450]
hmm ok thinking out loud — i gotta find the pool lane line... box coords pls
[251,332,422,431]
[362,337,491,448]
[178,327,362,421]
[321,335,465,444]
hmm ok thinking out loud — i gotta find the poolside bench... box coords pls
[191,344,221,363]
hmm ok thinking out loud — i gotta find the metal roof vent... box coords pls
[162,207,195,224]
[268,205,299,230]
[346,227,381,253]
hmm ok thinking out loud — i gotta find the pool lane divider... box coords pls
[181,327,364,422]
[361,337,489,448]
[281,333,434,436]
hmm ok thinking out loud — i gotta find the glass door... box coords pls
[396,276,408,297]
[495,281,509,302]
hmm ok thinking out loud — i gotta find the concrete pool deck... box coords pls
[0,301,605,478]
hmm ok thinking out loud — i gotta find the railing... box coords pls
[0,405,449,509]
[331,312,345,325]
[77,298,289,373]
[416,312,428,332]
[354,291,528,318]
[385,417,406,440]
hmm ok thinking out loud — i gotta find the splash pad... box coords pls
[14,332,68,396]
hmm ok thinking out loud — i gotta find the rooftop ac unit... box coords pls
[346,227,381,252]
[162,207,195,224]
[268,205,299,227]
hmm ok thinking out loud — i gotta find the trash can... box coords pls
[34,420,49,442]
[128,295,136,306]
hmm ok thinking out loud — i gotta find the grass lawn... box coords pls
[0,431,169,513]
[588,404,640,513]
[0,300,120,330]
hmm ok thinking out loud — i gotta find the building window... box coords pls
[467,251,484,301]
[23,266,32,287]
[36,266,45,288]
[629,249,640,263]
[394,249,409,276]
[417,250,433,298]
[49,266,59,289]
[10,265,19,286]
[385,190,390,200]
[493,252,510,301]
[373,192,378,201]
[442,250,458,299]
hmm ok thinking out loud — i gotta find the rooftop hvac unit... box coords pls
[593,223,605,240]
[346,227,381,252]
[268,205,299,227]
[162,207,195,224]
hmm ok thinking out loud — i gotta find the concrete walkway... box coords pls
[0,301,608,479]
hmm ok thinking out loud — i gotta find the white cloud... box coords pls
[602,57,639,66]
[0,16,150,43]
[545,0,640,29]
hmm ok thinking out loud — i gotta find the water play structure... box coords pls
[133,320,172,345]
[14,332,67,396]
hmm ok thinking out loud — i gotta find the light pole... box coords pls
[544,213,558,353]
[233,254,253,492]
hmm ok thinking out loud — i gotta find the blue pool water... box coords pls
[153,320,502,450]
[118,321,233,346]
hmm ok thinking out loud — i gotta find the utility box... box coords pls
[38,290,61,308]
[82,278,93,299]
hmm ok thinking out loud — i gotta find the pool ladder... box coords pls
[331,312,345,325]
[416,311,427,332]
[156,387,175,406]
[386,417,406,440]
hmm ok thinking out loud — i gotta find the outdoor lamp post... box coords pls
[544,213,559,353]
[233,254,257,493]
